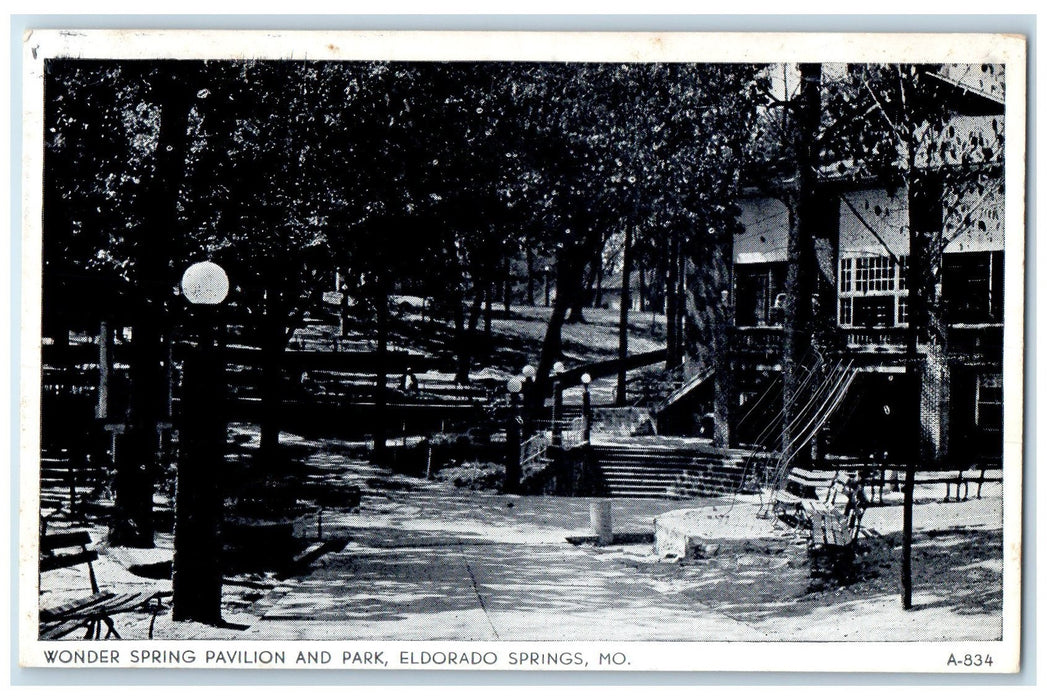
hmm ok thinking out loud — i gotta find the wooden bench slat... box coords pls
[40,550,99,573]
[73,592,142,618]
[40,618,90,641]
[41,531,92,549]
[103,592,162,614]
[40,591,114,621]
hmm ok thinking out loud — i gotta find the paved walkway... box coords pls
[128,435,1005,642]
[178,476,764,641]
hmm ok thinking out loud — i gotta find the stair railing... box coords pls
[520,431,551,473]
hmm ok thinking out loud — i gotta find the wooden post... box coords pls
[901,464,915,609]
[582,382,592,444]
[616,225,634,406]
[172,308,225,625]
[551,375,563,448]
[505,392,522,494]
[96,320,111,420]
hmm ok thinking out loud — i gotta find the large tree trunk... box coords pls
[709,233,735,447]
[258,287,285,467]
[616,225,635,406]
[502,256,512,314]
[531,248,591,417]
[664,235,680,369]
[455,285,484,381]
[484,281,493,339]
[902,167,945,610]
[109,67,193,548]
[594,257,604,308]
[112,307,165,548]
[526,246,536,306]
[638,260,646,313]
[779,63,821,466]
[372,290,390,465]
[338,268,352,338]
[566,259,594,323]
[452,289,469,383]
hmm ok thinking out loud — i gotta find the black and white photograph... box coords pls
[19,30,1025,672]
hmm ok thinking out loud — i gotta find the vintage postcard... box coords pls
[18,29,1026,673]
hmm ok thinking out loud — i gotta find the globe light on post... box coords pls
[172,260,229,625]
[580,373,592,444]
[519,365,537,438]
[551,361,566,447]
[504,376,524,494]
[181,261,229,306]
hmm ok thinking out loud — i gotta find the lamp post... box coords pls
[521,363,536,437]
[172,261,229,625]
[551,361,566,447]
[581,373,592,445]
[505,376,524,494]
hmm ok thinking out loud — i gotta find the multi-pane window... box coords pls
[855,256,894,292]
[838,298,853,326]
[839,259,853,294]
[838,254,909,328]
[975,372,1003,433]
[897,296,909,325]
[942,251,1003,323]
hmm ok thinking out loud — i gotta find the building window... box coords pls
[838,254,909,329]
[855,256,894,292]
[839,259,853,293]
[852,297,894,327]
[839,298,853,325]
[735,264,786,327]
[975,372,1003,432]
[943,251,1003,324]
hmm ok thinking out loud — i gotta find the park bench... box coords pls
[770,467,842,526]
[39,530,169,640]
[806,496,865,580]
[770,468,868,580]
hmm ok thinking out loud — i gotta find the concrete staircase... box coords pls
[592,442,760,499]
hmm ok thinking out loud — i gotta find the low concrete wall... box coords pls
[653,504,793,559]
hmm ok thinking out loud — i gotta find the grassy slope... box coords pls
[293,303,669,375]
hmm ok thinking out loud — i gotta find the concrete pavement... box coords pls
[137,441,1003,643]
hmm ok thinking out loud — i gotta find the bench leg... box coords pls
[148,609,163,640]
[102,616,121,640]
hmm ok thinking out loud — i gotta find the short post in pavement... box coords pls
[581,373,592,445]
[172,261,229,625]
[551,361,565,447]
[590,500,613,546]
[504,376,523,495]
